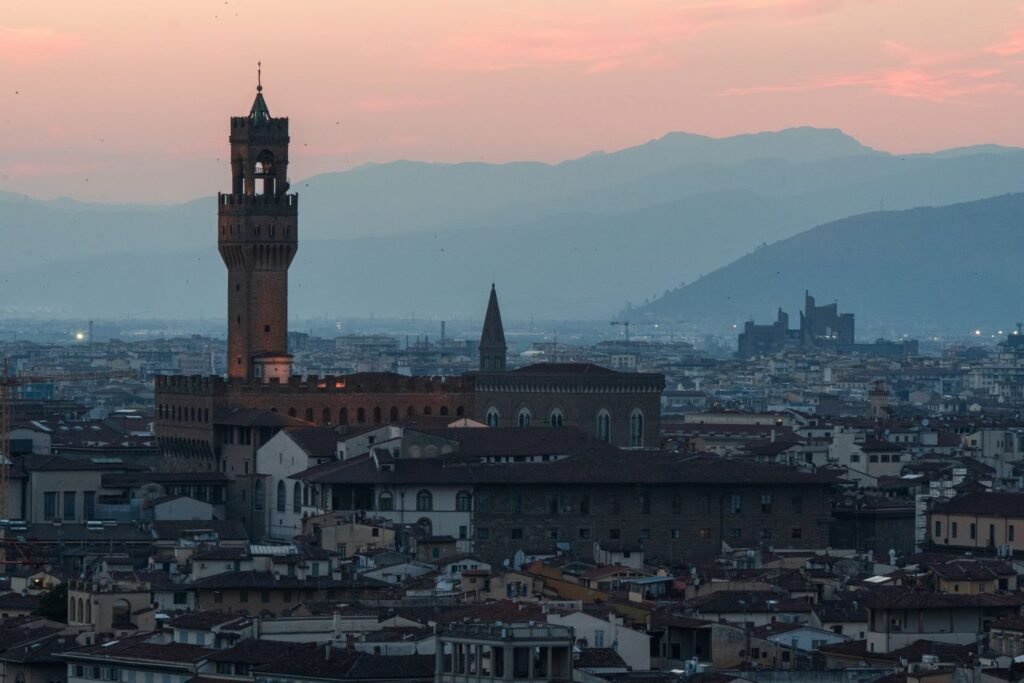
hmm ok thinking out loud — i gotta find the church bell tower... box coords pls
[218,67,298,381]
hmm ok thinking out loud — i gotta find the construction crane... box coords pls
[0,354,136,518]
[610,320,631,344]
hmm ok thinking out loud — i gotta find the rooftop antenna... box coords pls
[257,61,262,93]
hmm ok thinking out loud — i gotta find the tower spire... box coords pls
[479,284,508,372]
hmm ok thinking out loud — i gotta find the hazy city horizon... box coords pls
[6,7,1024,679]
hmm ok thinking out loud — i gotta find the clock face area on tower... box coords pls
[217,82,299,381]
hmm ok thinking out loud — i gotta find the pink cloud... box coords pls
[987,30,1024,56]
[720,66,1017,103]
[422,0,877,75]
[720,34,1020,103]
[0,27,83,64]
[427,22,702,74]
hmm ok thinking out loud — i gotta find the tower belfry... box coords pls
[218,70,298,381]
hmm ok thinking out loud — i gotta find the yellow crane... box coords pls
[0,354,136,518]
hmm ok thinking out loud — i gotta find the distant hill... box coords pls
[633,193,1024,330]
[2,191,808,319]
[3,126,1024,321]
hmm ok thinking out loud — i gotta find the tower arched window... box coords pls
[456,491,472,512]
[254,480,265,510]
[378,491,394,512]
[277,480,286,512]
[549,408,564,428]
[416,490,433,512]
[517,408,532,428]
[596,410,611,443]
[630,409,645,448]
[486,407,499,427]
[293,482,302,513]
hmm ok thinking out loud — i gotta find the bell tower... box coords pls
[218,66,298,381]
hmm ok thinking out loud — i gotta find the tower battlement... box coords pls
[156,373,473,395]
[218,193,298,209]
[229,115,289,133]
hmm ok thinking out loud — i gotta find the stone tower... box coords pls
[218,73,298,381]
[479,284,507,371]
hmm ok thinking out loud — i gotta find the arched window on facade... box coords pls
[255,480,265,509]
[277,480,286,512]
[517,408,532,428]
[303,485,310,506]
[390,406,399,422]
[549,408,564,427]
[305,407,314,422]
[486,407,499,427]
[416,489,433,512]
[373,406,382,424]
[456,406,465,417]
[440,406,449,416]
[293,482,302,513]
[112,598,131,628]
[85,597,91,623]
[287,407,297,418]
[321,408,331,425]
[407,406,415,417]
[378,491,393,511]
[357,407,366,424]
[456,490,472,512]
[423,406,432,416]
[339,407,348,425]
[596,410,611,443]
[630,409,645,448]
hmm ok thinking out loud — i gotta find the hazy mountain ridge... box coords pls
[633,193,1024,330]
[3,190,806,320]
[2,126,1024,321]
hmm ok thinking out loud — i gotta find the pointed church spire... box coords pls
[479,284,507,372]
[250,61,271,123]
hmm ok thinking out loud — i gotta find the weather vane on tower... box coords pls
[257,61,262,93]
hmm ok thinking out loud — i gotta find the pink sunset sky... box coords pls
[4,0,1024,203]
